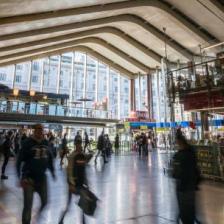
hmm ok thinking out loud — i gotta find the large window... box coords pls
[0,73,6,81]
[109,69,118,117]
[43,56,59,93]
[60,52,72,95]
[14,62,30,90]
[86,55,96,108]
[73,52,85,106]
[98,62,107,102]
[30,59,42,91]
[120,76,130,118]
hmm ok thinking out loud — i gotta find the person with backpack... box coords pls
[172,133,201,224]
[58,138,91,224]
[1,130,13,180]
[16,124,55,224]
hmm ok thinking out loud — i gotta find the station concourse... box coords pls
[0,1,224,224]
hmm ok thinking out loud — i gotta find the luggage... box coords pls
[78,187,98,216]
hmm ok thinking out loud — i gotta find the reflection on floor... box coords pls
[0,153,224,224]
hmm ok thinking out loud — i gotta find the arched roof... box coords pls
[0,0,223,77]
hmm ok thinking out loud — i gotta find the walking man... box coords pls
[16,124,55,224]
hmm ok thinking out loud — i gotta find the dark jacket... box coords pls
[67,151,87,188]
[97,135,105,151]
[172,146,200,192]
[16,137,55,181]
[74,134,82,145]
[2,136,13,157]
[115,136,119,148]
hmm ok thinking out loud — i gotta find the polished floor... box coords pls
[0,152,224,224]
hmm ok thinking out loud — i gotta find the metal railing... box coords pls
[0,100,116,119]
[168,57,224,97]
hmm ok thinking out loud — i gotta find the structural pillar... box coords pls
[117,73,121,120]
[27,61,32,91]
[147,73,153,120]
[201,111,209,139]
[156,68,161,122]
[12,64,16,89]
[130,78,136,112]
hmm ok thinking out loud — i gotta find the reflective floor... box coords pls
[0,153,224,224]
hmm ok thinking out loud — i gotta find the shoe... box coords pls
[1,175,8,180]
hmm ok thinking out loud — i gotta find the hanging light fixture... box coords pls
[29,90,36,97]
[13,88,19,96]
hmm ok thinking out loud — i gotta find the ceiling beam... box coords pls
[208,0,224,13]
[0,45,135,79]
[0,14,194,60]
[0,37,152,73]
[0,0,217,43]
[0,26,162,64]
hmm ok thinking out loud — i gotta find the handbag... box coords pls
[78,187,98,216]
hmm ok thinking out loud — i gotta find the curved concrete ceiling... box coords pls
[0,37,151,74]
[0,26,162,64]
[0,14,194,59]
[0,0,222,75]
[0,45,135,78]
[0,0,216,44]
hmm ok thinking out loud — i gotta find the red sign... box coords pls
[182,90,224,111]
[128,110,150,121]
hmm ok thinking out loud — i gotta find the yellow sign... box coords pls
[140,126,148,130]
[124,122,130,129]
[156,128,169,132]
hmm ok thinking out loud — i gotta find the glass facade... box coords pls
[0,51,130,119]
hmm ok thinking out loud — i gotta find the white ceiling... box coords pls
[0,0,223,77]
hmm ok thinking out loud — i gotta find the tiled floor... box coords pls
[0,152,224,224]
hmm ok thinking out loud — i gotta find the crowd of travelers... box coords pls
[0,124,203,224]
[133,131,156,156]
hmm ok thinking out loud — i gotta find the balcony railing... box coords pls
[0,100,115,120]
[168,57,224,96]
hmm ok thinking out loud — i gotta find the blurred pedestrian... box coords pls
[95,131,107,164]
[58,138,90,224]
[172,133,201,224]
[60,133,69,168]
[84,131,90,153]
[104,134,112,157]
[1,130,13,180]
[114,134,119,155]
[16,124,55,224]
[74,131,82,148]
